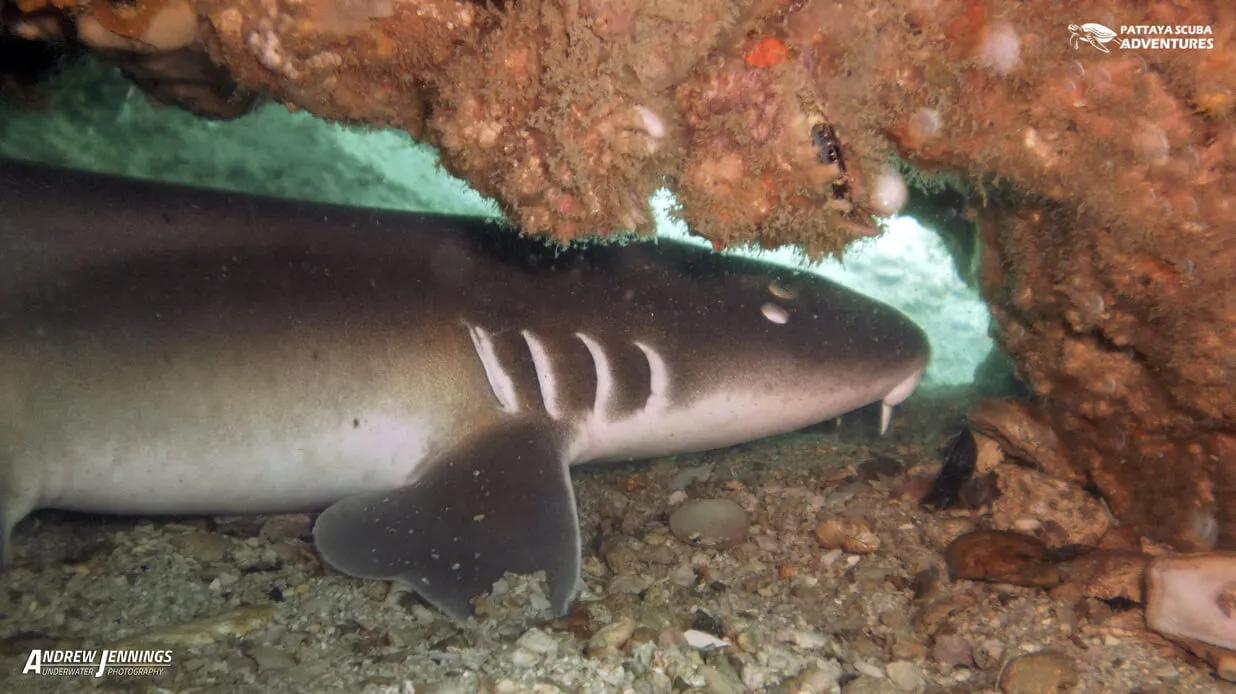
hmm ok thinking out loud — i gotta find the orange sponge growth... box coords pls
[744,37,789,68]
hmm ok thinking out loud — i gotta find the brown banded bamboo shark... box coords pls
[0,159,929,620]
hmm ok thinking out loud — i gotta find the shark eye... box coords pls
[761,302,790,324]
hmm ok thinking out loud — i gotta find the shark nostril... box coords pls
[767,281,797,300]
[761,302,790,324]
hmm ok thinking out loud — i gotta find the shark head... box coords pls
[553,240,932,463]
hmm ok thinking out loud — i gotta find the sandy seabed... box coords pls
[1,392,1228,694]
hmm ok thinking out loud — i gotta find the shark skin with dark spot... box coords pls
[0,159,930,620]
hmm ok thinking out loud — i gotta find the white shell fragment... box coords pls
[683,629,732,650]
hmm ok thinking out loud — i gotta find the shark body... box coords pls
[0,159,929,619]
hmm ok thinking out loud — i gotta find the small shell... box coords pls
[814,518,881,554]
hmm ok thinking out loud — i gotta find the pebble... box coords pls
[931,632,975,671]
[844,675,901,694]
[893,473,937,503]
[169,531,232,563]
[1000,650,1079,694]
[775,628,830,650]
[946,530,1061,587]
[850,634,886,662]
[890,631,928,661]
[740,661,768,690]
[669,465,713,490]
[990,464,1109,546]
[642,530,670,545]
[856,455,904,481]
[924,517,978,549]
[914,593,979,635]
[629,626,658,648]
[587,616,636,656]
[509,648,540,667]
[644,543,676,565]
[515,627,558,655]
[600,536,643,574]
[669,499,749,549]
[607,573,654,595]
[972,638,1008,670]
[1051,549,1148,603]
[1074,597,1113,625]
[698,664,745,693]
[470,571,554,624]
[886,660,924,691]
[792,661,844,691]
[853,659,886,679]
[259,514,313,542]
[247,645,296,672]
[668,562,696,586]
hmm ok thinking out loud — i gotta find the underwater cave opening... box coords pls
[0,54,997,391]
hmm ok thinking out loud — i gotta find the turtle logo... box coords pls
[1069,23,1118,52]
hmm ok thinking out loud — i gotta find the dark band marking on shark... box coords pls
[583,335,657,421]
[0,158,931,620]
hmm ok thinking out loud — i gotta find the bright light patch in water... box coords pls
[650,189,992,387]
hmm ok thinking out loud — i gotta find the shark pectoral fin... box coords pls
[312,420,581,621]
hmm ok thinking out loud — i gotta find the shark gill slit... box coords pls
[520,329,563,420]
[574,332,612,421]
[465,323,519,413]
[633,341,670,417]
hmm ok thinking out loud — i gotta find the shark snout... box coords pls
[727,267,931,431]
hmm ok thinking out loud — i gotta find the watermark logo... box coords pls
[21,649,174,678]
[1069,23,1118,52]
[1069,22,1215,51]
